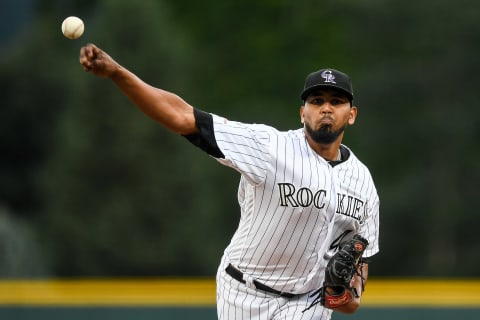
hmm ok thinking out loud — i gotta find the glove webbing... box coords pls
[302,261,366,313]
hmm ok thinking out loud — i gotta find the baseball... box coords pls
[61,16,84,39]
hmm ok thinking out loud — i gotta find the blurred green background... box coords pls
[1,0,479,280]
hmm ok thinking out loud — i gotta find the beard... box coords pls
[304,121,346,144]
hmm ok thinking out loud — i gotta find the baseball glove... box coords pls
[304,235,369,312]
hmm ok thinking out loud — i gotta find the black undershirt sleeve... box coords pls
[183,108,225,158]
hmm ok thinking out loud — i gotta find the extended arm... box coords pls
[79,43,198,135]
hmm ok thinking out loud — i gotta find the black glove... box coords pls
[304,235,368,312]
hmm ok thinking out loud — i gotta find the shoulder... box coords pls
[211,113,293,138]
[341,146,378,190]
[342,146,373,173]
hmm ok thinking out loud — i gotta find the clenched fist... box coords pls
[79,43,119,78]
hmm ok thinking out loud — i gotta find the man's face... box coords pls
[300,89,357,144]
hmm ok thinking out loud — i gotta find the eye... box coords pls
[331,97,349,106]
[309,98,324,105]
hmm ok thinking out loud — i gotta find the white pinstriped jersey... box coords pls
[209,113,380,295]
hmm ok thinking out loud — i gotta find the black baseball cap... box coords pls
[300,68,354,102]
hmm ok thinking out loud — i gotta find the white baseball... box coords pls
[61,16,84,39]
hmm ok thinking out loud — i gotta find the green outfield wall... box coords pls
[1,279,479,319]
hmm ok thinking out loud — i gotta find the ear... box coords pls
[348,106,358,125]
[300,105,305,124]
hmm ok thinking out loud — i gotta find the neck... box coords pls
[305,133,342,161]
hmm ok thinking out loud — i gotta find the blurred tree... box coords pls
[1,0,479,278]
[33,0,238,276]
[0,205,48,277]
[340,0,480,276]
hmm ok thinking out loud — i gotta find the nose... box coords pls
[320,102,333,113]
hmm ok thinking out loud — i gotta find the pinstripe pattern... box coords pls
[217,261,333,320]
[208,114,380,320]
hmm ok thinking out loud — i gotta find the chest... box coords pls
[267,154,368,223]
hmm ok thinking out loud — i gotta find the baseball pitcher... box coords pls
[79,43,380,320]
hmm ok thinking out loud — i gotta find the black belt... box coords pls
[225,264,296,298]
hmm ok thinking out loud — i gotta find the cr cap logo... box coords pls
[321,70,336,84]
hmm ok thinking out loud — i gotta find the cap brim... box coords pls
[300,84,353,101]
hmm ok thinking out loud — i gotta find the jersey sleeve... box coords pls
[211,114,275,185]
[183,108,225,158]
[183,109,275,185]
